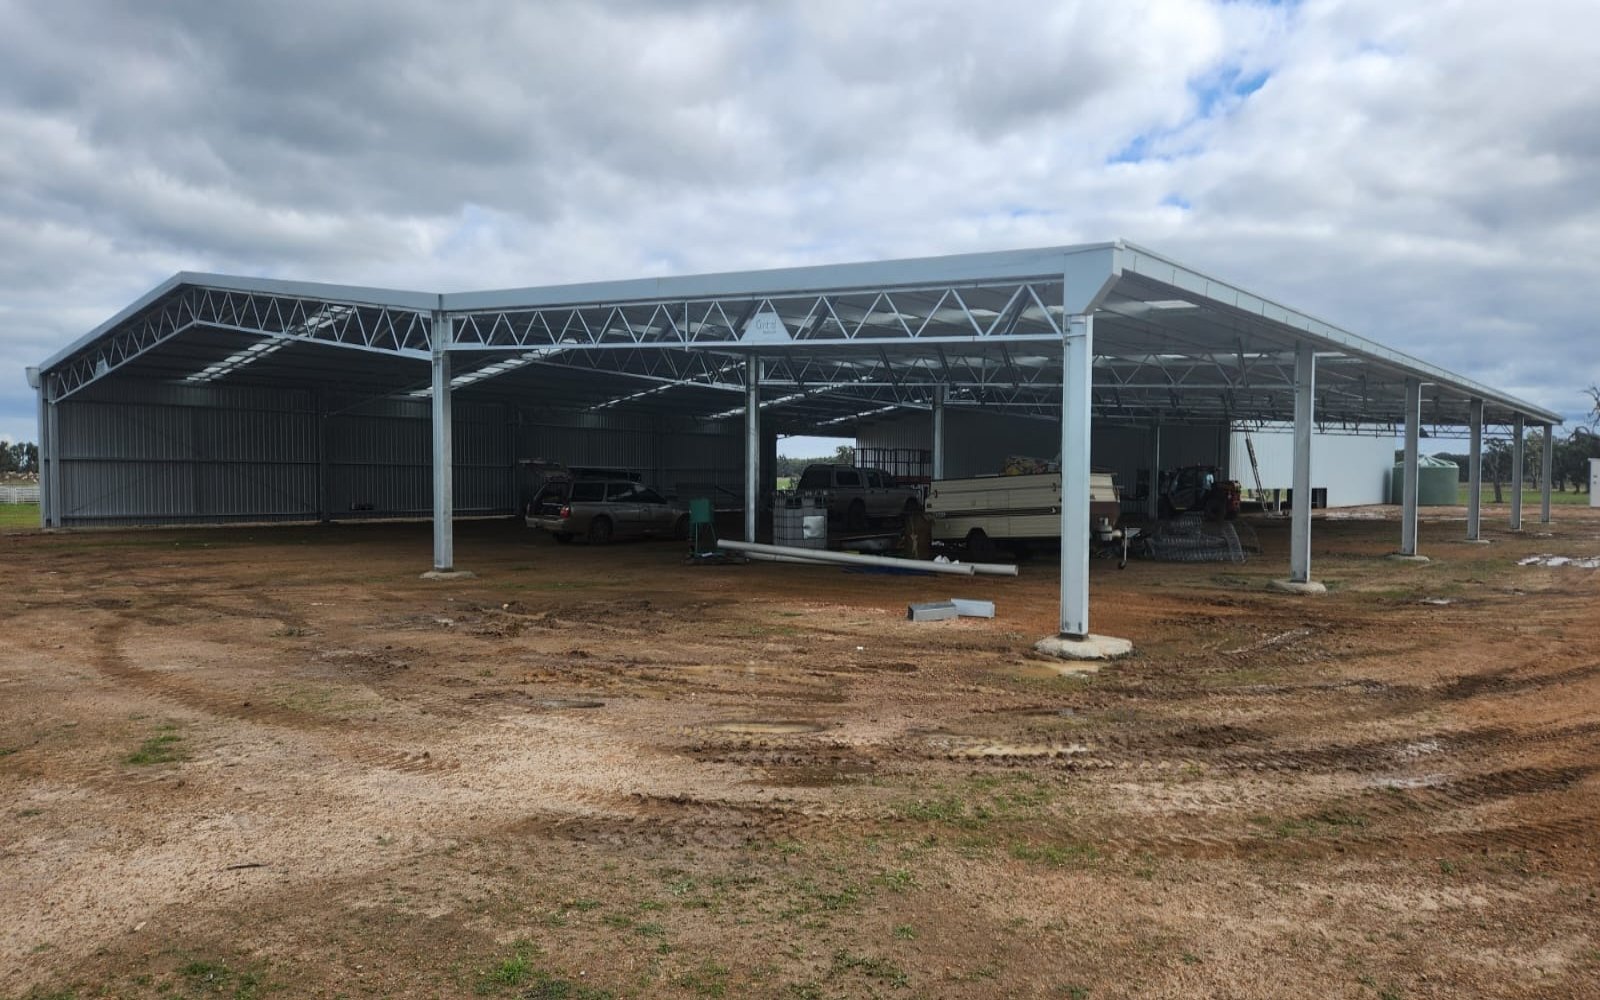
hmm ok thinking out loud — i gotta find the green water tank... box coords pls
[1390,455,1460,505]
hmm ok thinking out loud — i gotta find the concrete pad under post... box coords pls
[1386,553,1431,564]
[1268,579,1327,595]
[420,569,477,581]
[1033,633,1133,661]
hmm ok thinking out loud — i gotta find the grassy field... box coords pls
[1457,485,1592,505]
[0,503,40,529]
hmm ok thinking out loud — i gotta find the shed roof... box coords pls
[34,241,1562,433]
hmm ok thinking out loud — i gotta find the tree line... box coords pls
[0,441,38,476]
[1420,388,1600,499]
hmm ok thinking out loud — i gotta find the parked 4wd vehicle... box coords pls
[795,464,922,531]
[527,477,688,544]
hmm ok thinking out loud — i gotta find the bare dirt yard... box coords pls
[4,505,1599,999]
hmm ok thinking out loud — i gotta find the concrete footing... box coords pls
[1033,633,1133,662]
[421,569,477,581]
[1268,579,1327,595]
[1460,538,1492,545]
[1387,553,1431,563]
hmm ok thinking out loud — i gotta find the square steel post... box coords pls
[1289,343,1316,584]
[1540,424,1554,524]
[35,379,52,528]
[931,384,946,481]
[46,388,62,528]
[744,355,760,543]
[1058,314,1093,638]
[1146,422,1162,520]
[431,312,455,572]
[1400,378,1421,556]
[1510,414,1524,530]
[1466,398,1483,540]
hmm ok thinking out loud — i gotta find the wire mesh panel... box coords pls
[1143,516,1249,563]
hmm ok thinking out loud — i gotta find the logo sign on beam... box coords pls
[741,310,792,345]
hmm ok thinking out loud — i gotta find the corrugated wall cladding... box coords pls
[52,381,744,525]
[58,384,321,523]
[516,410,744,499]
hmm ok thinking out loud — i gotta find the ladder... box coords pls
[1244,434,1283,516]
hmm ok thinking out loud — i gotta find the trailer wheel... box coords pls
[965,527,997,561]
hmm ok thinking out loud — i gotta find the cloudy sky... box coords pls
[4,0,1598,447]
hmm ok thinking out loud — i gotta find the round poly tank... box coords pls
[1390,455,1461,505]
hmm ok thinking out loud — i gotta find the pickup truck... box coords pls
[794,464,923,531]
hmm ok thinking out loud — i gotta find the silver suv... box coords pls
[527,478,688,544]
[795,464,922,531]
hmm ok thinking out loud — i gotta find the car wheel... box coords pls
[846,499,867,532]
[553,532,574,544]
[587,517,614,545]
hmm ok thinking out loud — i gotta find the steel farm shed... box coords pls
[28,241,1563,652]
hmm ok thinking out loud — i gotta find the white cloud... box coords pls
[4,0,1597,436]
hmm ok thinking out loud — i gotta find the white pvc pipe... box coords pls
[719,539,981,576]
[741,551,843,567]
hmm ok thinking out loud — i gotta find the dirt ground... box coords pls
[3,504,1599,999]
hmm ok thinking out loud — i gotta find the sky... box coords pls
[4,0,1598,451]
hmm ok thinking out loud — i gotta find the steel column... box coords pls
[316,388,330,523]
[1400,378,1421,557]
[45,387,62,528]
[931,385,946,481]
[1059,314,1093,638]
[431,312,455,571]
[1540,424,1554,524]
[1510,414,1524,530]
[744,356,760,543]
[1290,343,1315,584]
[35,380,51,528]
[1467,398,1483,540]
[1147,422,1162,520]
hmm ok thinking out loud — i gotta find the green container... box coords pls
[1390,455,1460,505]
[688,497,714,524]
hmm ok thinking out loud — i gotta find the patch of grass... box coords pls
[672,960,731,997]
[893,924,917,940]
[875,868,916,892]
[476,941,538,993]
[126,730,185,766]
[1009,839,1101,868]
[0,502,40,529]
[890,775,1056,830]
[831,950,909,989]
[176,959,263,998]
[0,746,19,757]
[520,972,616,1000]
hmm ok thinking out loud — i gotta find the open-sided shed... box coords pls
[29,241,1562,649]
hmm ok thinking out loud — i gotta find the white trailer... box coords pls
[923,471,1121,548]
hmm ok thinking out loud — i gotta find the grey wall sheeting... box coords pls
[516,409,744,500]
[50,380,744,525]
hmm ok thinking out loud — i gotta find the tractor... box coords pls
[1158,464,1241,521]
